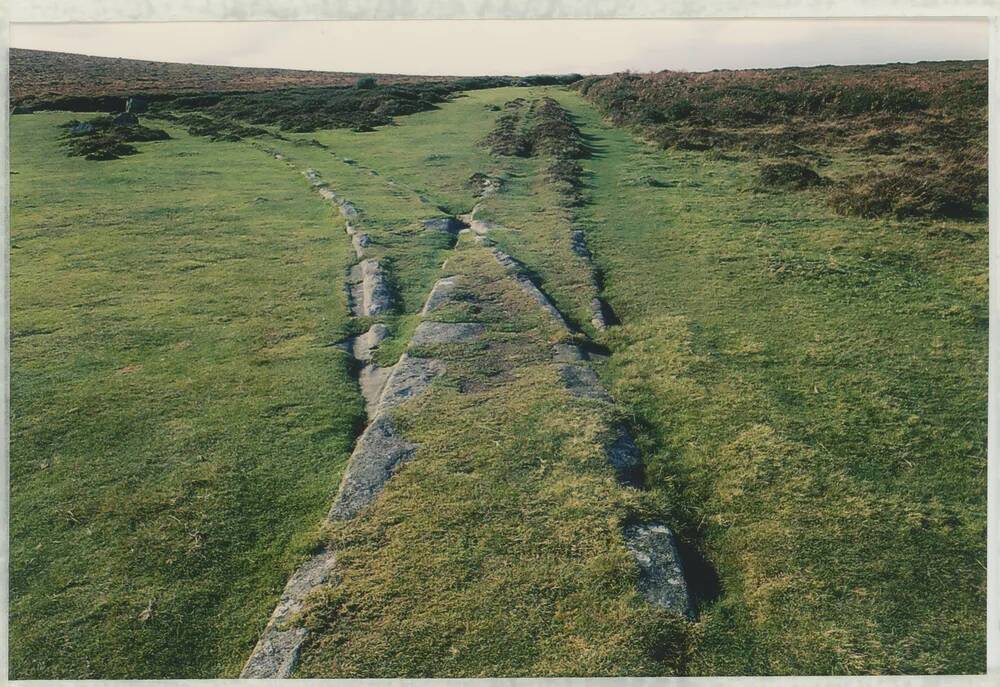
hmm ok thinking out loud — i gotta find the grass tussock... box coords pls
[755,162,824,191]
[150,112,271,142]
[59,114,170,160]
[829,166,985,219]
[484,96,590,206]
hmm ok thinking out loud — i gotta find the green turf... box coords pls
[295,237,688,678]
[289,84,987,674]
[9,75,987,677]
[9,112,363,678]
[547,88,987,674]
[282,87,606,336]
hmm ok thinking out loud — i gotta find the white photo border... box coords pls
[2,3,996,687]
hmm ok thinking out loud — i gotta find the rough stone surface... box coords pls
[486,245,568,330]
[421,276,460,315]
[328,414,418,521]
[376,354,446,414]
[469,219,499,235]
[350,324,393,416]
[358,364,393,418]
[360,259,393,316]
[590,297,609,330]
[422,218,465,235]
[570,229,591,258]
[606,428,644,488]
[558,363,611,402]
[339,201,359,220]
[622,523,694,618]
[240,548,338,678]
[552,343,587,362]
[352,232,372,257]
[351,323,389,362]
[411,321,485,347]
[347,263,365,316]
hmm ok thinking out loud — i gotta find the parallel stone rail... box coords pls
[241,154,692,678]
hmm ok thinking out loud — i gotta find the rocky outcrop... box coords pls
[570,229,612,331]
[623,523,694,618]
[347,259,393,317]
[421,276,460,315]
[606,429,644,488]
[558,363,611,402]
[410,321,485,347]
[374,354,446,415]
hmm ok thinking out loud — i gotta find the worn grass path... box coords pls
[264,231,692,677]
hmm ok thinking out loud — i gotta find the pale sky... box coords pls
[11,19,988,75]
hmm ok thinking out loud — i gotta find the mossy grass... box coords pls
[10,63,986,677]
[551,87,986,674]
[295,239,686,677]
[10,112,363,678]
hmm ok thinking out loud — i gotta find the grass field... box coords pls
[10,113,363,677]
[554,88,987,673]
[9,61,988,677]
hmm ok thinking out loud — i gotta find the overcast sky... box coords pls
[11,19,988,75]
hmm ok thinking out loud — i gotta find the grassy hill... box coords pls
[8,57,987,677]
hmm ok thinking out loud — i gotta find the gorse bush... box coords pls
[173,84,455,133]
[577,61,987,220]
[483,100,531,156]
[141,74,582,140]
[576,62,982,128]
[829,162,985,219]
[150,111,270,142]
[528,97,589,159]
[483,97,588,159]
